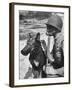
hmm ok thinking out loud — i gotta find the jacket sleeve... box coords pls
[51,39,64,69]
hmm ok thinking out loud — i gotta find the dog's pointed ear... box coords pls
[35,32,40,41]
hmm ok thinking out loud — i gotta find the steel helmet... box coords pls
[46,15,63,32]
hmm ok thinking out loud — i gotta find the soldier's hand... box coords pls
[45,65,57,74]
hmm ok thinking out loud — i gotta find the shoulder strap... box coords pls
[41,40,47,56]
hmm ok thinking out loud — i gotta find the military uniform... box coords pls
[51,33,64,69]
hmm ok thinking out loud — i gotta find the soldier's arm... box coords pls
[51,44,64,69]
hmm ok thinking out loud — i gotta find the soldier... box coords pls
[45,15,64,77]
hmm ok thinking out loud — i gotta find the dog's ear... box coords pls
[35,32,40,41]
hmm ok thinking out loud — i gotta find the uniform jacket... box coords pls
[51,33,64,69]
